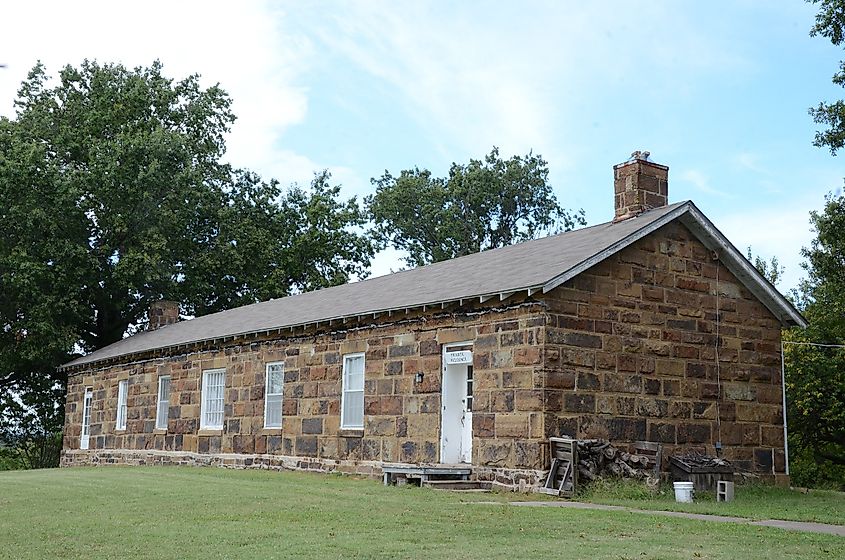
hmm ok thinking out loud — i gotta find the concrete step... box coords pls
[423,480,492,491]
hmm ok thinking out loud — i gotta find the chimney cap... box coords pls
[630,150,650,162]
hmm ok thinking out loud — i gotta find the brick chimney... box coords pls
[148,300,180,331]
[613,150,668,222]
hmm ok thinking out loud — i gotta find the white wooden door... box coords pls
[80,388,92,450]
[440,344,473,464]
[460,365,473,464]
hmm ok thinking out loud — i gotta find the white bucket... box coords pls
[673,481,694,503]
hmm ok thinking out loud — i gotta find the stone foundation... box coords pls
[60,448,544,491]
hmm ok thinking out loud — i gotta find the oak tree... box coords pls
[367,148,585,268]
[0,61,374,465]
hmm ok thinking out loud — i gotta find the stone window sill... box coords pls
[338,428,364,438]
[261,428,284,435]
[197,429,223,436]
[152,429,167,435]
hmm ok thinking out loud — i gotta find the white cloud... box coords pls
[0,0,312,183]
[678,169,732,198]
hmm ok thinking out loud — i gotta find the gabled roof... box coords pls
[62,200,805,371]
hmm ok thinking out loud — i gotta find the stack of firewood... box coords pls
[576,439,658,482]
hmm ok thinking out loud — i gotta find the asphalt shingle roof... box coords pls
[62,200,804,371]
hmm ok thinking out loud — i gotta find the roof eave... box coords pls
[58,284,548,373]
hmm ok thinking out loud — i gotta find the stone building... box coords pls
[60,153,805,486]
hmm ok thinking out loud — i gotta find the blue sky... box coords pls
[2,1,843,291]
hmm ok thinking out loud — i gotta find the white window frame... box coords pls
[264,362,285,429]
[340,353,365,429]
[115,379,128,431]
[155,375,171,430]
[200,368,226,430]
[80,387,93,450]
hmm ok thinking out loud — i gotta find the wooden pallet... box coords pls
[540,437,577,498]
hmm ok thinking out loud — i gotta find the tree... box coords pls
[809,0,845,153]
[0,377,64,470]
[746,247,785,286]
[0,60,374,466]
[787,0,845,488]
[367,148,585,267]
[782,196,845,488]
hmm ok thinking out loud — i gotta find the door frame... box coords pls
[440,341,474,464]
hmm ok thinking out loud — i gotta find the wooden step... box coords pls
[423,480,492,491]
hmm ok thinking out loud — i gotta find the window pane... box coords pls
[344,356,365,390]
[202,369,226,429]
[341,354,365,428]
[267,364,284,395]
[116,380,128,430]
[156,376,171,429]
[343,390,364,428]
[266,394,283,428]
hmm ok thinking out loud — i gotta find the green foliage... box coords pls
[788,441,845,490]
[0,376,64,470]
[782,193,845,488]
[367,147,585,267]
[809,0,845,153]
[0,60,374,467]
[745,247,785,286]
[794,1,845,488]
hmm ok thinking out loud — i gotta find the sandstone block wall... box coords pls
[542,222,785,474]
[63,301,550,482]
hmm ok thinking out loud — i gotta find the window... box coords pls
[200,369,226,430]
[81,388,93,450]
[264,362,285,428]
[156,376,171,430]
[341,353,365,429]
[466,365,474,412]
[115,380,128,431]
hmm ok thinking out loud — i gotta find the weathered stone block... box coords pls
[580,416,646,441]
[436,327,476,344]
[296,436,318,457]
[545,371,576,390]
[576,372,601,391]
[604,373,641,394]
[648,422,676,443]
[399,440,418,463]
[515,441,542,469]
[480,442,512,465]
[636,398,668,418]
[655,359,684,377]
[473,413,495,438]
[503,370,534,389]
[495,414,529,438]
[491,391,514,412]
[514,389,544,411]
[564,394,595,413]
[385,361,403,375]
[677,423,710,444]
[407,415,439,438]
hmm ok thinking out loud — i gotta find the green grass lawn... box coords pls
[0,467,843,560]
[580,478,845,525]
